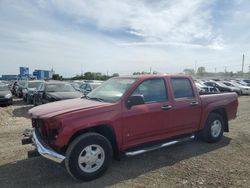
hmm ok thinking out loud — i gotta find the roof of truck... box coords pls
[116,74,192,79]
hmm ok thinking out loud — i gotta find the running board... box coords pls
[125,134,195,157]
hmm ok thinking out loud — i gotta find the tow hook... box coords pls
[22,128,34,145]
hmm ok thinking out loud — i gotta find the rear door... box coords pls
[169,77,202,133]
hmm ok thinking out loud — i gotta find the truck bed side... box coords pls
[199,93,238,130]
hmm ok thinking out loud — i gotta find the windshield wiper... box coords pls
[85,96,104,102]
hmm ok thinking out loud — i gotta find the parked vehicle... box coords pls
[223,81,250,95]
[10,81,18,95]
[0,84,13,105]
[16,80,27,98]
[204,81,241,95]
[22,80,45,103]
[237,79,250,87]
[70,82,81,92]
[195,82,220,94]
[23,75,238,181]
[79,81,103,96]
[33,81,83,106]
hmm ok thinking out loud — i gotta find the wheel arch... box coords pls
[209,108,229,132]
[66,124,120,160]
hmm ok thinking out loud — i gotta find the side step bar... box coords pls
[125,134,195,157]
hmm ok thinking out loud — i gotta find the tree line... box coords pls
[53,72,119,81]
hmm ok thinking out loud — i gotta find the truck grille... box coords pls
[32,119,43,128]
[32,119,47,138]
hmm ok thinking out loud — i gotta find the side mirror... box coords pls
[126,95,144,108]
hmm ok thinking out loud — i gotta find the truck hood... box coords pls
[29,98,111,119]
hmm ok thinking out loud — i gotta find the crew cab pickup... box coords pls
[23,75,238,181]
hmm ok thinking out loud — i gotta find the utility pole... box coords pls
[195,60,197,73]
[150,67,152,74]
[214,68,217,73]
[224,66,227,73]
[242,54,245,73]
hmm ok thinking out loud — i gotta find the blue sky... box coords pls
[0,0,250,77]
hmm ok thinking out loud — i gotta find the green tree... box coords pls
[52,74,63,80]
[183,69,195,75]
[196,67,206,77]
[112,73,119,77]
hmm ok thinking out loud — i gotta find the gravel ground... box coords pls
[0,97,249,188]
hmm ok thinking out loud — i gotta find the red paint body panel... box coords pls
[29,75,239,152]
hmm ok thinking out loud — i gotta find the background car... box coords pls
[33,81,83,106]
[22,80,45,103]
[223,81,250,95]
[79,81,103,96]
[195,81,220,94]
[0,84,13,106]
[204,81,241,95]
[15,80,27,98]
[10,81,18,95]
[69,82,81,92]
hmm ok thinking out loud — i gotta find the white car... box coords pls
[225,81,250,95]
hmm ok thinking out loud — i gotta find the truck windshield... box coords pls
[87,78,136,103]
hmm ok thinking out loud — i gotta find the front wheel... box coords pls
[200,113,224,143]
[65,133,113,181]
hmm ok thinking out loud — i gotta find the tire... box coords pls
[23,96,27,102]
[65,133,113,181]
[200,113,224,143]
[27,96,31,104]
[33,97,37,106]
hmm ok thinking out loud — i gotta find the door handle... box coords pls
[161,105,172,111]
[190,101,199,106]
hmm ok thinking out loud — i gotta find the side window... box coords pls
[171,78,194,99]
[86,84,91,91]
[39,83,44,91]
[80,84,86,89]
[131,78,167,103]
[38,83,42,91]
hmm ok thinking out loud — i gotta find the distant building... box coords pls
[33,69,53,80]
[19,67,29,77]
[1,75,18,80]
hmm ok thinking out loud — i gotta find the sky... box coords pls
[0,0,250,77]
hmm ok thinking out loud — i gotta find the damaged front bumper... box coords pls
[22,128,65,163]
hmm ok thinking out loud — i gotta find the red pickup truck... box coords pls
[23,75,238,181]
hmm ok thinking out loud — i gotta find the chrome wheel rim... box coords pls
[78,144,105,173]
[211,120,222,138]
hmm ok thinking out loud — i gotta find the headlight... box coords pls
[5,93,12,98]
[22,88,28,94]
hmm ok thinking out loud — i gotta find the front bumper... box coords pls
[0,97,12,104]
[32,129,65,163]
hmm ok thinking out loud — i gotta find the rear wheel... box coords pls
[200,113,224,143]
[65,133,113,181]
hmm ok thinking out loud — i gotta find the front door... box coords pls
[122,78,172,147]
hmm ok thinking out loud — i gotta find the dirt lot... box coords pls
[0,97,249,188]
